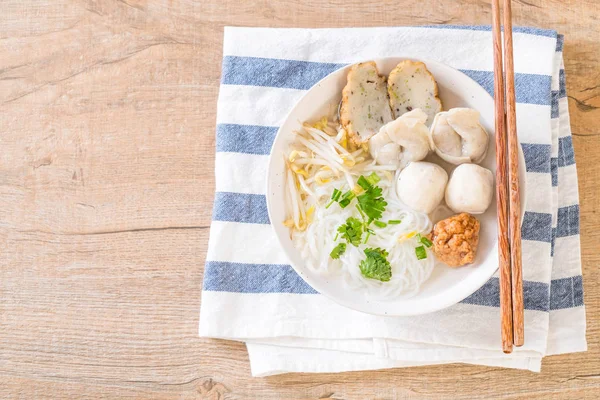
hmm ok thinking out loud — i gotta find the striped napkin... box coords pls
[199,26,587,376]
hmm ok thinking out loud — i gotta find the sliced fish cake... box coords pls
[340,62,394,145]
[387,60,442,126]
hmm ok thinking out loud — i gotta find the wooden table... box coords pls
[1,0,598,398]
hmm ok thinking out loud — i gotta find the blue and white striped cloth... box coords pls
[199,26,587,376]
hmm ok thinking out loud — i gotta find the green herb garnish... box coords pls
[415,245,427,260]
[337,217,363,247]
[355,174,387,222]
[338,190,356,208]
[359,248,392,282]
[326,188,342,209]
[330,243,347,259]
[326,187,355,209]
[357,184,387,222]
[330,175,387,248]
[357,175,372,191]
[365,172,381,185]
[388,219,402,225]
[416,233,433,248]
[355,203,367,219]
[363,228,374,244]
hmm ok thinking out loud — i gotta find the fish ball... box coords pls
[445,164,494,214]
[396,162,448,214]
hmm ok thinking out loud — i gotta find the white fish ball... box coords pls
[396,162,448,214]
[445,163,494,214]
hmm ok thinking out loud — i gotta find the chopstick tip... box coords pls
[502,342,513,354]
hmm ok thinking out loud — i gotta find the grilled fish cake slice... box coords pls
[388,60,442,127]
[340,61,394,145]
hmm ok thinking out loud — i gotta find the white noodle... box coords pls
[284,121,435,300]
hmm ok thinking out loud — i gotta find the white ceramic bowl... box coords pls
[266,57,526,316]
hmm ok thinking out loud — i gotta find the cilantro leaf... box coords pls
[337,217,363,247]
[330,243,347,259]
[359,247,392,282]
[357,184,387,222]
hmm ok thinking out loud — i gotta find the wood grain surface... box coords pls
[1,0,598,399]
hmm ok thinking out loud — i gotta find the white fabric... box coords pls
[199,26,586,376]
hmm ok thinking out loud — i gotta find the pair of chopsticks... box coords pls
[492,0,524,353]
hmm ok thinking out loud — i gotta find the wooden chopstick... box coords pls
[502,0,524,347]
[492,0,513,354]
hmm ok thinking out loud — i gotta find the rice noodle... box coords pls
[285,118,435,300]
